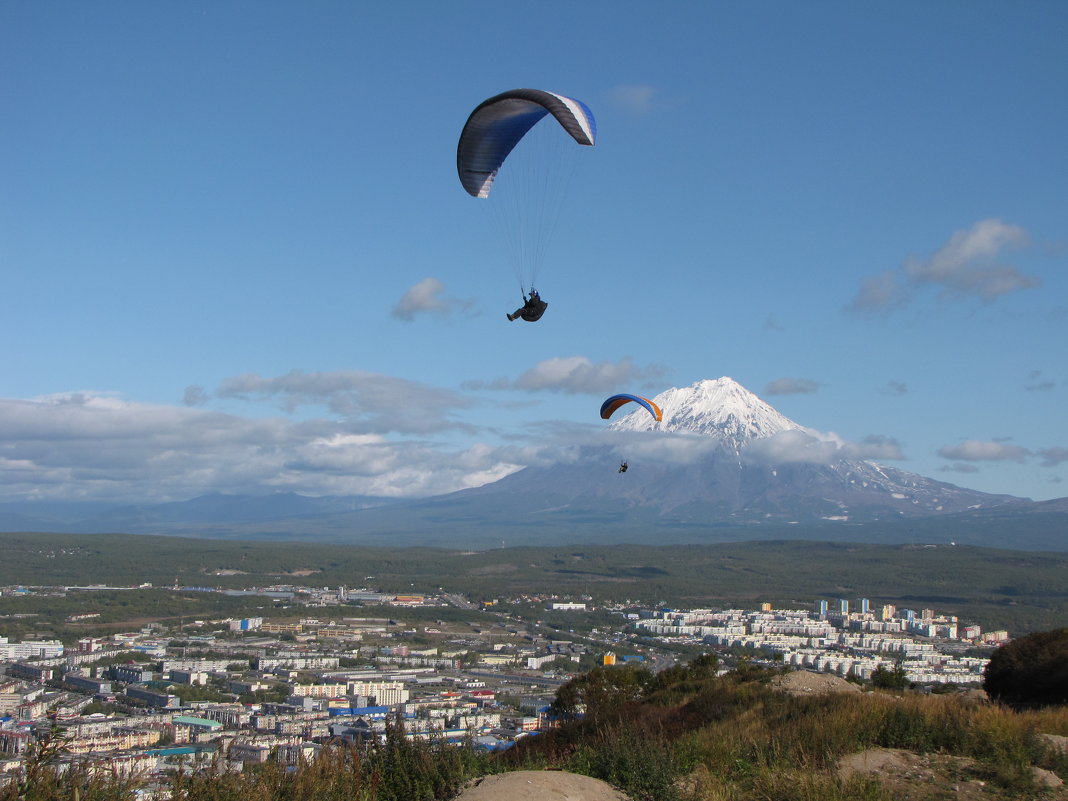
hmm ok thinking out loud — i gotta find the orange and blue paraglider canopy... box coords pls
[599,394,662,422]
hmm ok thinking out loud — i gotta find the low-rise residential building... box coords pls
[62,674,113,695]
[124,685,180,709]
[108,664,155,684]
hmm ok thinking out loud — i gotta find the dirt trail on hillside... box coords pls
[838,747,1066,800]
[454,770,631,801]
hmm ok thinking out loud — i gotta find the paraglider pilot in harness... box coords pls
[507,289,548,322]
[618,461,628,473]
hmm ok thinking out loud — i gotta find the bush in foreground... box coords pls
[983,628,1068,709]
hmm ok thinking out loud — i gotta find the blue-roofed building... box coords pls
[327,705,393,719]
[472,735,514,752]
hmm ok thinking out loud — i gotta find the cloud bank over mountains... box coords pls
[0,389,518,503]
[2,373,1062,506]
[938,439,1068,467]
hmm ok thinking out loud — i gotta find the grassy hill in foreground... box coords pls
[9,662,1068,801]
[502,662,1068,801]
[2,532,1067,634]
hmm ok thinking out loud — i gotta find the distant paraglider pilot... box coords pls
[507,289,548,322]
[618,461,628,473]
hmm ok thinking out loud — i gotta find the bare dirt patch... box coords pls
[455,770,631,801]
[838,747,1067,801]
[770,669,862,696]
[1040,734,1068,756]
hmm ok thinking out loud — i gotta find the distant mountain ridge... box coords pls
[2,378,1065,550]
[0,492,397,534]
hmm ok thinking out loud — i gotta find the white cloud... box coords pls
[1038,447,1068,467]
[937,439,1031,462]
[1025,371,1057,392]
[940,462,980,474]
[764,377,820,396]
[743,429,905,465]
[610,84,657,115]
[841,434,905,461]
[469,356,667,395]
[0,389,522,504]
[849,269,909,312]
[391,277,470,321]
[879,381,908,396]
[183,385,209,406]
[935,440,1068,469]
[849,219,1038,312]
[1026,381,1057,392]
[743,429,842,464]
[904,219,1031,297]
[214,369,474,434]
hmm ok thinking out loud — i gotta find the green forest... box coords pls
[2,533,1067,634]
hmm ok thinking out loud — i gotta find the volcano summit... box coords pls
[447,377,1023,530]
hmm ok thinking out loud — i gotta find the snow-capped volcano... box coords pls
[417,375,1026,532]
[609,377,806,452]
[13,376,1049,548]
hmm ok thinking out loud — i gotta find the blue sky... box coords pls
[2,1,1066,505]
